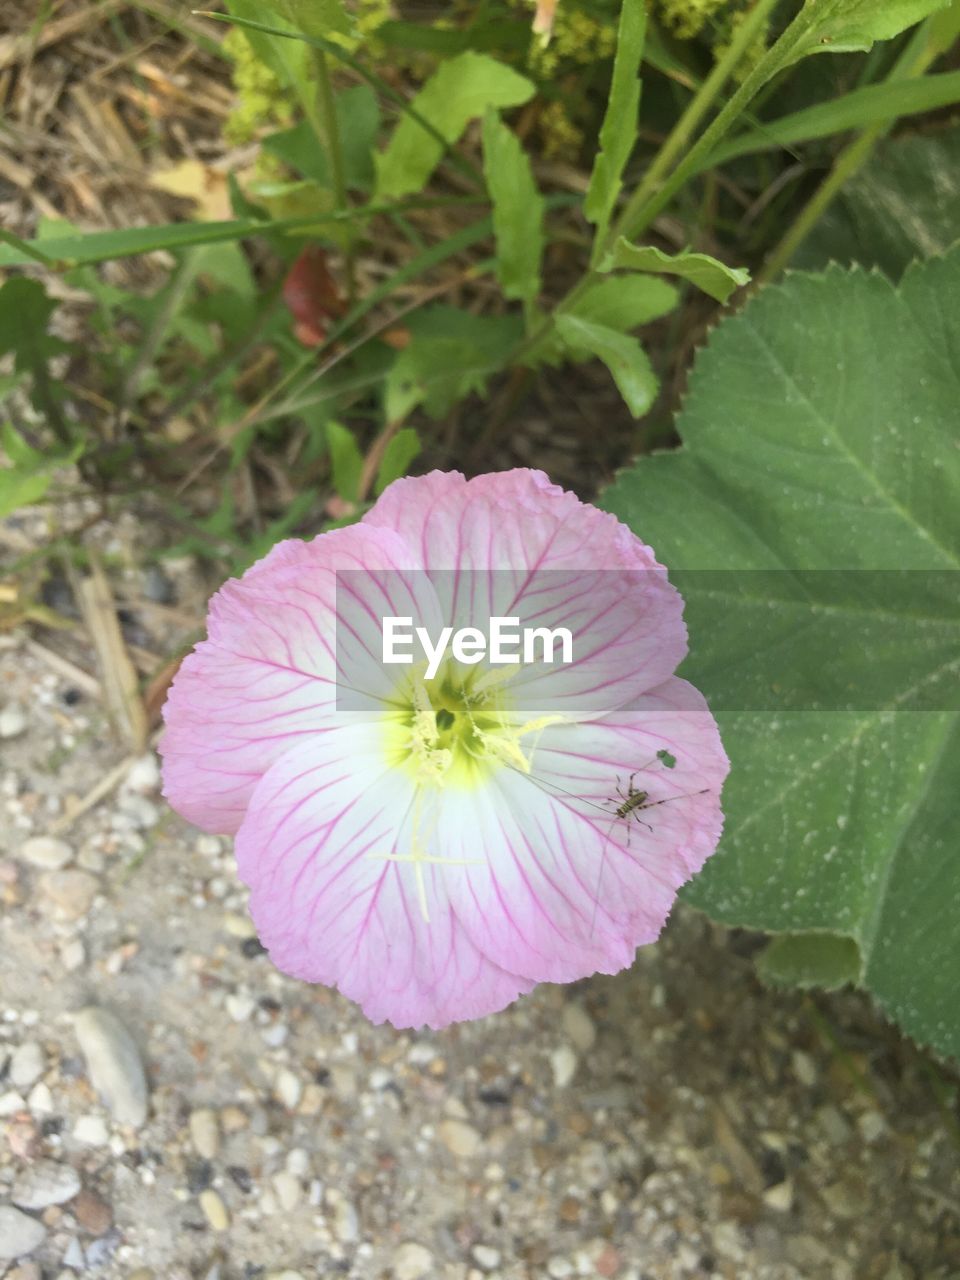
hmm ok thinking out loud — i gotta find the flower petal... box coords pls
[433,678,728,983]
[364,468,687,713]
[160,524,428,833]
[235,724,534,1028]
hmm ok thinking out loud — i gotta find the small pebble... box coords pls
[274,1069,303,1110]
[117,793,159,829]
[562,1003,597,1052]
[63,1237,86,1268]
[74,1006,148,1127]
[71,1188,113,1235]
[472,1244,502,1270]
[438,1119,481,1158]
[19,837,73,870]
[763,1180,794,1212]
[392,1242,434,1279]
[0,705,27,739]
[39,869,98,920]
[189,1108,220,1160]
[0,1205,47,1259]
[125,753,160,794]
[272,1171,302,1211]
[225,994,256,1022]
[11,1158,82,1210]
[10,1041,45,1089]
[792,1050,817,1087]
[199,1189,230,1232]
[27,1082,53,1115]
[74,1114,110,1146]
[61,939,86,972]
[329,1192,359,1242]
[550,1045,579,1088]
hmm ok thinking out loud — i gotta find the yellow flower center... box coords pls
[383,661,561,790]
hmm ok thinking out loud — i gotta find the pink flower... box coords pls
[160,470,728,1028]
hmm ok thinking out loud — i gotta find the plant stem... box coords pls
[611,0,781,251]
[611,7,809,248]
[760,6,960,281]
[507,0,806,372]
[118,249,200,422]
[308,44,357,301]
[0,227,57,266]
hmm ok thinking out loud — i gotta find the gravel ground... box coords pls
[1,558,959,1280]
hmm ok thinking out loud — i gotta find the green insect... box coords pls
[609,749,678,832]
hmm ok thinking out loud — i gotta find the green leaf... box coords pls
[704,70,960,169]
[326,420,363,502]
[374,51,535,200]
[555,314,657,417]
[757,934,861,991]
[264,85,381,190]
[0,277,59,369]
[226,0,309,87]
[275,0,351,38]
[375,428,422,495]
[384,307,522,422]
[572,276,679,331]
[0,468,51,519]
[0,203,456,269]
[604,239,750,303]
[530,275,678,365]
[482,111,545,303]
[602,248,960,1058]
[584,0,646,239]
[796,123,960,278]
[781,0,953,65]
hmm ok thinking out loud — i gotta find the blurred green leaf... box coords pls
[264,84,381,190]
[757,934,861,990]
[226,0,309,86]
[384,308,522,422]
[705,70,960,169]
[375,428,422,495]
[0,468,51,519]
[275,0,351,38]
[796,123,960,277]
[584,0,646,240]
[374,51,535,200]
[376,17,531,54]
[326,420,364,501]
[605,240,750,302]
[555,314,657,417]
[481,111,544,303]
[0,277,60,369]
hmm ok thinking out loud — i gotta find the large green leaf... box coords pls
[781,0,953,65]
[374,52,535,200]
[604,239,750,302]
[796,123,960,277]
[482,111,544,303]
[602,248,960,1058]
[584,0,646,242]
